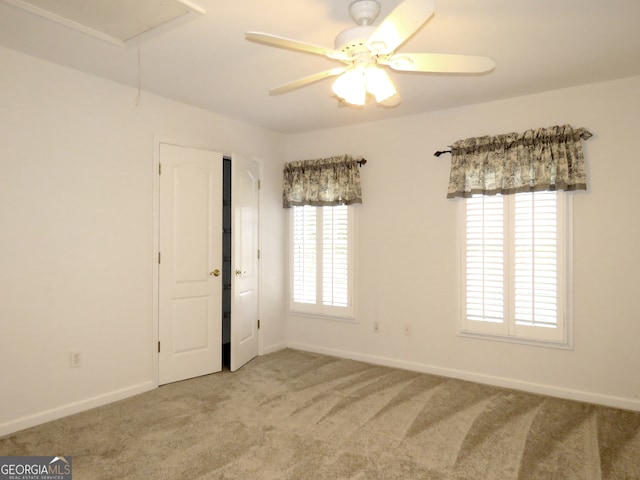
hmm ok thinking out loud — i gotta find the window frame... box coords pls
[458,191,574,348]
[289,204,356,320]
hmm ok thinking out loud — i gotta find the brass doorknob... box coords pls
[210,269,221,277]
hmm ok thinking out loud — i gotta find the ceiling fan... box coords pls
[245,0,495,107]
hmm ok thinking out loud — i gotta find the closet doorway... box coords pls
[156,144,259,385]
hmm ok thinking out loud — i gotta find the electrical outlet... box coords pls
[70,350,82,368]
[373,321,380,333]
[403,324,411,336]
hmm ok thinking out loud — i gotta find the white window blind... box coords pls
[291,205,353,317]
[462,191,568,344]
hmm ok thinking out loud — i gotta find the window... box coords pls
[290,205,354,318]
[461,191,572,345]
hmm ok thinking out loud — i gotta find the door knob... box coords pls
[235,269,245,277]
[210,269,221,277]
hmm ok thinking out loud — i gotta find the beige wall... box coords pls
[0,46,287,435]
[2,41,638,436]
[285,75,640,410]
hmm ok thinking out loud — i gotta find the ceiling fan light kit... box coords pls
[332,68,366,105]
[246,0,495,108]
[331,63,397,106]
[364,65,397,103]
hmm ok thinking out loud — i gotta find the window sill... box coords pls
[458,330,573,350]
[289,310,358,324]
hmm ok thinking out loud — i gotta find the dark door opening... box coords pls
[222,156,232,369]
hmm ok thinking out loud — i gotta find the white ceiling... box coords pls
[1,0,640,134]
[1,0,203,45]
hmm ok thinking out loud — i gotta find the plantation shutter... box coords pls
[291,205,352,316]
[463,192,564,341]
[322,205,349,308]
[292,205,317,305]
[465,195,505,324]
[513,191,558,328]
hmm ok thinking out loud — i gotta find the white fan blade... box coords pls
[366,0,435,55]
[381,53,496,73]
[269,68,346,95]
[246,32,349,62]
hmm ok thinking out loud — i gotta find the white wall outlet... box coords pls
[403,324,411,336]
[70,350,82,368]
[373,321,380,333]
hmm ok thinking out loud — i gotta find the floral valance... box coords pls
[447,124,592,198]
[283,155,363,208]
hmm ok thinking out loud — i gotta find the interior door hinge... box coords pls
[257,249,260,260]
[159,163,162,175]
[158,341,161,353]
[258,179,261,189]
[257,319,260,329]
[158,252,161,264]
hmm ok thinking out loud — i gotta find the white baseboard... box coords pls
[261,342,287,356]
[0,381,156,438]
[287,342,640,412]
[4,344,638,438]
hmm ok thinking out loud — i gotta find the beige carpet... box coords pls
[1,349,639,479]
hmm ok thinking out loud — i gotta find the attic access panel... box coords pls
[1,0,204,46]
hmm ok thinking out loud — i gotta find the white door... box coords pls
[158,143,223,385]
[230,154,260,371]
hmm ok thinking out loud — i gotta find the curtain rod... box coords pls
[357,158,367,166]
[433,150,451,157]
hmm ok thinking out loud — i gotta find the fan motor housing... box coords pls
[335,25,375,54]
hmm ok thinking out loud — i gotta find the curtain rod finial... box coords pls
[434,150,452,157]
